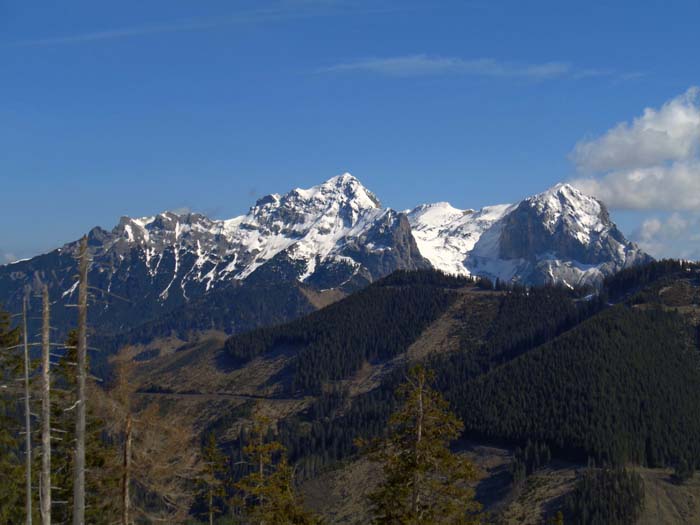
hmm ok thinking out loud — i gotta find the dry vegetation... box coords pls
[637,468,700,525]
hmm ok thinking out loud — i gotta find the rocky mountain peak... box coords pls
[522,183,606,239]
[243,173,379,231]
[406,182,649,287]
[111,212,223,251]
[321,172,380,202]
[488,183,650,286]
[292,172,381,210]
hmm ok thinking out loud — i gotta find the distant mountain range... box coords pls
[0,173,650,342]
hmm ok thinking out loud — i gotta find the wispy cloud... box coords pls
[321,55,570,79]
[319,54,639,81]
[12,20,222,46]
[10,3,401,47]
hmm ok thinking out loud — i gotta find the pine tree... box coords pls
[365,365,482,525]
[0,304,24,523]
[198,433,229,525]
[235,413,318,525]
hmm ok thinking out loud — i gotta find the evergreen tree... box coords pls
[235,414,318,525]
[365,365,482,525]
[0,304,23,523]
[563,468,644,525]
[673,458,694,484]
[51,330,120,524]
[197,432,229,525]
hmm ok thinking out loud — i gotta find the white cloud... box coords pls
[632,213,700,260]
[572,87,700,172]
[321,55,574,79]
[569,87,700,259]
[571,87,700,211]
[573,160,700,210]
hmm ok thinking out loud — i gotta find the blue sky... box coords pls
[2,0,700,261]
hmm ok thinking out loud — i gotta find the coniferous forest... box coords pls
[1,261,700,523]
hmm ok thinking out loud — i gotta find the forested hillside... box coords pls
[452,306,700,466]
[273,283,605,477]
[224,270,474,393]
[4,262,700,523]
[230,262,700,515]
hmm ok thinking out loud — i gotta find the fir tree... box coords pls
[365,365,482,525]
[197,432,229,525]
[0,304,23,523]
[235,414,318,525]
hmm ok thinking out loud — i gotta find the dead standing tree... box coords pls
[109,357,136,525]
[73,235,89,525]
[22,295,32,525]
[107,357,203,524]
[13,286,53,524]
[40,284,51,525]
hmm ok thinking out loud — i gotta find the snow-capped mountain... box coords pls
[408,183,649,287]
[97,174,427,296]
[0,174,648,343]
[0,174,428,341]
[407,202,515,277]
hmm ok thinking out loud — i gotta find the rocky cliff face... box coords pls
[409,183,650,288]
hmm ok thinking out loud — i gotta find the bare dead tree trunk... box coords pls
[40,285,51,525]
[73,236,88,525]
[23,296,33,525]
[412,371,424,516]
[121,414,132,525]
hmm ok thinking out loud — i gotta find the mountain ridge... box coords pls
[0,174,650,344]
